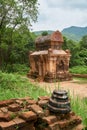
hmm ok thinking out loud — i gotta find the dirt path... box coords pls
[29,78,87,99]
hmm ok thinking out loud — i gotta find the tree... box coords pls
[63,37,83,67]
[79,35,87,65]
[80,35,87,49]
[0,0,38,66]
[42,31,48,36]
[62,36,68,50]
[0,0,38,30]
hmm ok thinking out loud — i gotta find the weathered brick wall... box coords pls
[0,96,83,130]
[72,74,87,78]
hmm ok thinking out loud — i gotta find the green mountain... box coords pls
[33,26,87,41]
[34,30,54,36]
[62,26,87,41]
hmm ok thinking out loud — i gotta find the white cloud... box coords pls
[32,0,87,31]
[46,0,87,10]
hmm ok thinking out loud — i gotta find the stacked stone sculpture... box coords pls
[48,90,71,114]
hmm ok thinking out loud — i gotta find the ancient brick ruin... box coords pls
[0,96,83,130]
[28,31,72,82]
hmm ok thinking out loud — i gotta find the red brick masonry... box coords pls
[0,96,83,130]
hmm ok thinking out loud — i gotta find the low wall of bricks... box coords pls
[0,96,83,130]
[72,74,87,78]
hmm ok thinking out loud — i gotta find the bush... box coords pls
[1,64,29,74]
[70,66,87,74]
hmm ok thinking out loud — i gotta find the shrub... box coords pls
[1,64,29,74]
[70,66,87,74]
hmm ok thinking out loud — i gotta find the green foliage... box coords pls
[0,0,38,29]
[70,66,87,74]
[62,36,68,50]
[63,35,87,67]
[80,35,87,49]
[0,0,38,67]
[1,64,29,74]
[79,49,87,66]
[34,30,54,36]
[71,96,87,127]
[10,64,29,74]
[42,31,48,36]
[0,26,36,66]
[0,71,48,100]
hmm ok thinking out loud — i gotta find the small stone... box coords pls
[38,100,48,108]
[42,116,57,125]
[44,109,50,117]
[38,96,50,101]
[26,99,37,105]
[48,122,60,130]
[19,111,37,121]
[58,115,82,129]
[0,107,8,113]
[20,124,35,130]
[0,118,25,130]
[0,99,14,107]
[13,117,26,127]
[72,124,84,130]
[8,104,21,112]
[30,104,44,117]
[16,100,23,105]
[0,112,11,121]
[0,121,16,130]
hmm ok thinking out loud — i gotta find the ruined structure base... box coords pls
[0,96,83,130]
[44,76,72,83]
[27,72,72,82]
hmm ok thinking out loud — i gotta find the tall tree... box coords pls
[0,0,38,30]
[80,35,87,49]
[79,35,87,65]
[0,0,38,66]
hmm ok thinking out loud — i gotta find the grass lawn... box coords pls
[0,71,48,100]
[73,77,87,84]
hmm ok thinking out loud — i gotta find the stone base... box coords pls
[0,96,83,130]
[44,73,72,83]
[27,72,72,83]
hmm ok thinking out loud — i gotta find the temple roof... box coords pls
[35,31,64,44]
[31,50,67,56]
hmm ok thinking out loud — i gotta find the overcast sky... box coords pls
[32,0,87,31]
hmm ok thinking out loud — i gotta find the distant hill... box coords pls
[34,30,54,36]
[33,26,87,41]
[62,26,87,41]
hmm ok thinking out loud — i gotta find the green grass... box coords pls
[71,96,87,128]
[0,71,48,100]
[70,65,87,74]
[73,77,87,84]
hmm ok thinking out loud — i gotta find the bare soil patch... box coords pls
[29,78,87,99]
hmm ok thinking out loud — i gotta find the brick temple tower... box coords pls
[28,31,72,82]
